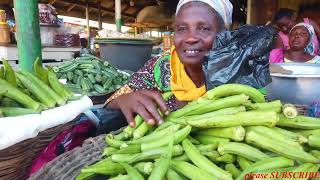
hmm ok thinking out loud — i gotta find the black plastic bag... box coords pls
[203,25,277,90]
[96,108,127,135]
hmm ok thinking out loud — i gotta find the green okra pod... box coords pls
[207,83,265,103]
[182,138,232,179]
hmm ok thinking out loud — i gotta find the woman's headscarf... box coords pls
[290,22,317,55]
[175,0,233,29]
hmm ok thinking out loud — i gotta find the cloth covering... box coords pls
[29,120,96,177]
[175,0,233,28]
[0,96,93,150]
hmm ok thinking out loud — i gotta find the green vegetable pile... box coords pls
[77,84,320,180]
[54,54,130,96]
[0,58,74,117]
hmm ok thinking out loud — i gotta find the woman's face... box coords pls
[276,16,295,34]
[173,3,222,66]
[288,26,310,50]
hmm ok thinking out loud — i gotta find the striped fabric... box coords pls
[175,0,233,29]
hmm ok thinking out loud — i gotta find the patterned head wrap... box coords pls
[175,0,233,29]
[290,22,316,55]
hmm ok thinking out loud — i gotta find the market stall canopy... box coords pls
[1,0,249,30]
[132,4,173,28]
[0,0,179,25]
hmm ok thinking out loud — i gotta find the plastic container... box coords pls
[266,63,320,105]
[0,23,10,44]
[0,9,6,22]
[40,26,57,46]
[95,38,154,72]
[163,31,172,51]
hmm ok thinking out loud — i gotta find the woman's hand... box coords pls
[107,90,170,127]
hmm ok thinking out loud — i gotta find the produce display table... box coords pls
[0,44,80,69]
[26,84,320,180]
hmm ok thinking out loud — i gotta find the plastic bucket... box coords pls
[95,38,154,72]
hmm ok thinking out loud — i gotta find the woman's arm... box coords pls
[269,48,285,63]
[106,56,169,126]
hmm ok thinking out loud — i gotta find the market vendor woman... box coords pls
[105,0,233,127]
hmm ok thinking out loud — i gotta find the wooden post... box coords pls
[115,0,122,32]
[86,3,90,47]
[134,27,137,37]
[246,0,252,24]
[247,0,277,25]
[98,0,102,30]
[14,0,42,72]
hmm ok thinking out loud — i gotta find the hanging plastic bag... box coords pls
[203,25,277,90]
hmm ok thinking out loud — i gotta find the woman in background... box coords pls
[270,23,320,63]
[272,8,320,55]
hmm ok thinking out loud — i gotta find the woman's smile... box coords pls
[184,49,203,57]
[173,2,223,66]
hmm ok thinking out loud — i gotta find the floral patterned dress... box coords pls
[106,52,182,111]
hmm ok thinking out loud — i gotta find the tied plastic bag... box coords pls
[203,25,277,90]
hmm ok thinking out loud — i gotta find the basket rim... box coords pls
[28,127,125,180]
[0,120,76,180]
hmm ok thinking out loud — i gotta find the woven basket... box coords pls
[28,128,123,180]
[0,120,75,180]
[265,97,309,116]
[294,104,309,116]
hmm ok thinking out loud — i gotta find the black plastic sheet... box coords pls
[203,25,277,90]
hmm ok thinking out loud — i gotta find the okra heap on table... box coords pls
[76,84,320,180]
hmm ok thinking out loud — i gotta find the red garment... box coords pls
[28,120,95,178]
